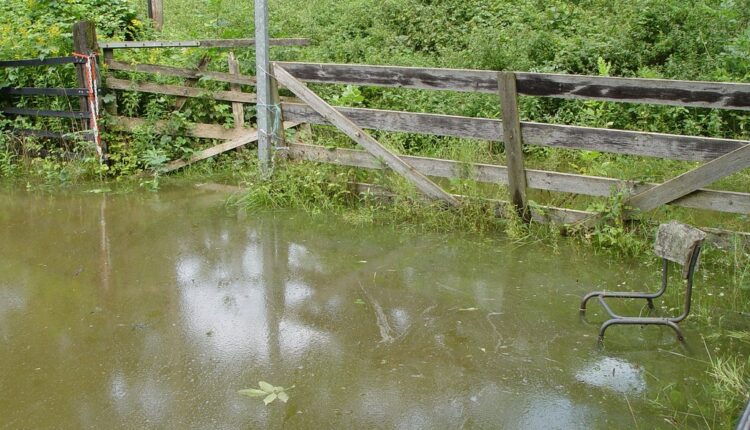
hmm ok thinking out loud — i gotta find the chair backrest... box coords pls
[653,221,706,279]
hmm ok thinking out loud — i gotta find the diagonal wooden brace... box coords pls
[173,55,211,111]
[272,63,459,207]
[626,143,750,216]
[162,121,299,173]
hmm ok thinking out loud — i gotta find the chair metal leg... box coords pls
[598,317,685,342]
[579,291,600,314]
[582,230,704,345]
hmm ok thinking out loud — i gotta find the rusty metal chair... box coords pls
[580,221,706,342]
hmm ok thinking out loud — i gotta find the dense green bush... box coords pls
[0,0,140,60]
[0,0,147,181]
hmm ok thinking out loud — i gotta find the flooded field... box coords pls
[0,184,735,429]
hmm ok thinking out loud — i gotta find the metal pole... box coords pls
[254,0,271,177]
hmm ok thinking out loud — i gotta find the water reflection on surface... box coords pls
[0,186,718,429]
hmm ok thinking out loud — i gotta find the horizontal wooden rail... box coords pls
[99,38,310,49]
[288,143,750,215]
[0,56,85,68]
[106,78,300,105]
[0,107,90,119]
[281,103,748,161]
[351,183,750,243]
[351,182,592,224]
[275,62,750,110]
[107,61,257,86]
[110,116,254,140]
[107,78,257,103]
[0,87,89,97]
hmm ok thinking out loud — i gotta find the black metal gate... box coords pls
[0,55,103,161]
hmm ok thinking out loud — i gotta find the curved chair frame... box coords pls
[579,222,705,342]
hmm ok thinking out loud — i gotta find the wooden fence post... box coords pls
[227,52,245,129]
[102,48,118,115]
[147,0,164,31]
[269,76,286,151]
[498,71,529,221]
[72,20,105,160]
[72,21,98,117]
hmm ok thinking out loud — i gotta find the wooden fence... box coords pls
[100,35,309,172]
[2,20,748,230]
[267,63,750,225]
[100,39,749,225]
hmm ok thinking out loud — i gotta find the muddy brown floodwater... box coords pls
[0,184,728,429]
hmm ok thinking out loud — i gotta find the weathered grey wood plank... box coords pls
[671,189,750,214]
[351,183,591,224]
[521,122,747,162]
[173,55,210,110]
[110,116,254,140]
[102,48,113,63]
[269,76,286,149]
[352,183,749,242]
[107,60,257,86]
[148,0,163,31]
[99,38,310,49]
[626,144,750,214]
[276,62,496,93]
[654,221,706,277]
[199,38,310,48]
[276,62,750,110]
[106,78,257,103]
[287,143,750,215]
[163,130,259,172]
[281,103,502,140]
[498,71,529,218]
[227,53,245,127]
[281,103,748,161]
[274,63,459,206]
[516,73,750,111]
[162,120,300,172]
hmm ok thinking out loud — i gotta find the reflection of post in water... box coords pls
[261,217,289,367]
[98,194,112,303]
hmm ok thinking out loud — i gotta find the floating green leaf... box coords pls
[259,381,274,392]
[239,381,294,405]
[238,388,267,397]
